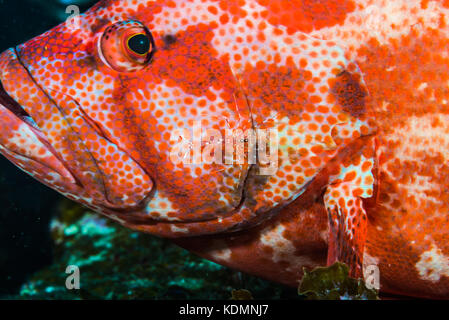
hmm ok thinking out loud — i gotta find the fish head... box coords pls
[0,0,373,237]
[0,0,258,236]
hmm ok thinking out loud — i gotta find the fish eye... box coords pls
[99,20,155,72]
[126,33,152,56]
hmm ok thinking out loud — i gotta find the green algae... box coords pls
[298,262,379,300]
[231,289,254,300]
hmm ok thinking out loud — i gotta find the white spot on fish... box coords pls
[416,244,449,282]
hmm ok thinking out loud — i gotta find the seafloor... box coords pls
[10,200,301,300]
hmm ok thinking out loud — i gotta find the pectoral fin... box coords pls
[323,137,375,278]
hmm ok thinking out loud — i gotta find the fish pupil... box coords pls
[128,34,150,55]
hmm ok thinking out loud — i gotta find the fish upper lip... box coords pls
[0,48,80,186]
[0,77,34,125]
[0,48,48,132]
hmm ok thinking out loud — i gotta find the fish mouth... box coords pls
[0,48,79,186]
[0,80,33,125]
[0,74,54,155]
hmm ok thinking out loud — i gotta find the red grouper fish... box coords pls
[0,0,448,299]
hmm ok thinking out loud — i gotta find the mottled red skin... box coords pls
[0,0,448,298]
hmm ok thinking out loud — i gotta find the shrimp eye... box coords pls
[99,20,155,72]
[127,34,151,55]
